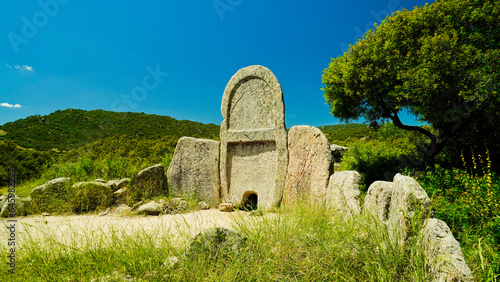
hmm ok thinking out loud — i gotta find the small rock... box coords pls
[218,203,234,212]
[98,208,111,216]
[164,256,179,268]
[114,204,132,214]
[130,201,142,211]
[186,227,246,260]
[137,201,162,215]
[41,212,51,216]
[164,198,189,214]
[198,201,210,210]
[107,178,131,191]
[113,187,128,195]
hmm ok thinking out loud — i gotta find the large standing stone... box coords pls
[388,173,432,247]
[134,164,167,197]
[326,171,362,215]
[363,181,394,222]
[220,65,288,210]
[167,137,221,206]
[420,218,473,281]
[283,125,333,205]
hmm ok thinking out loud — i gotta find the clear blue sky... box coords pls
[1,0,430,127]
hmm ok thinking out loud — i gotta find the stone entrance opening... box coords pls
[242,191,258,211]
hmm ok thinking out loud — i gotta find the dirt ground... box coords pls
[0,209,261,249]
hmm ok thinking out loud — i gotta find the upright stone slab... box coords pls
[388,173,432,248]
[283,125,333,205]
[220,65,288,209]
[326,170,362,215]
[363,181,394,222]
[167,137,221,206]
[419,218,473,281]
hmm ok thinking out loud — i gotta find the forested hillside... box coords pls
[0,109,220,186]
[0,109,220,151]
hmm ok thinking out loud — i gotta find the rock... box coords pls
[283,125,333,206]
[130,201,143,211]
[113,187,128,195]
[134,164,167,197]
[186,227,246,260]
[330,144,349,163]
[41,212,51,216]
[388,173,432,247]
[114,204,132,214]
[198,201,210,210]
[30,177,71,198]
[218,203,234,212]
[71,181,114,213]
[98,208,110,216]
[164,198,189,214]
[167,137,221,206]
[94,179,107,183]
[420,218,474,281]
[326,171,362,216]
[164,256,179,268]
[363,181,394,221]
[1,196,31,217]
[106,178,130,191]
[220,65,288,210]
[137,201,162,215]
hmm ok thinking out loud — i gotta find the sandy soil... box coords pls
[0,209,261,249]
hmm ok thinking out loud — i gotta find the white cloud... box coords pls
[1,102,22,108]
[5,64,33,71]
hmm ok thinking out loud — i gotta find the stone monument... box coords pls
[219,65,288,209]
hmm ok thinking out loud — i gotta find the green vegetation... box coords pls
[0,109,218,188]
[322,0,500,165]
[0,108,219,151]
[1,205,430,281]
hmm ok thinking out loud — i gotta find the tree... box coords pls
[322,0,499,165]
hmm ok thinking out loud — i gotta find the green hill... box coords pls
[0,109,220,151]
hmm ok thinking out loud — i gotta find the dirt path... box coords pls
[1,209,261,249]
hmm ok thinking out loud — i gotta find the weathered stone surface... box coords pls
[198,201,210,210]
[30,177,71,198]
[420,218,474,282]
[167,137,220,206]
[388,173,432,247]
[218,203,235,212]
[186,227,247,260]
[0,196,31,217]
[283,125,333,205]
[164,198,189,214]
[326,171,362,215]
[220,65,288,210]
[71,181,114,213]
[363,181,394,221]
[113,204,131,214]
[330,144,349,163]
[106,178,130,191]
[137,201,162,215]
[135,164,166,197]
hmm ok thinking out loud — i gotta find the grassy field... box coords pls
[1,205,431,281]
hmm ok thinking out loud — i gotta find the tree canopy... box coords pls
[322,0,499,164]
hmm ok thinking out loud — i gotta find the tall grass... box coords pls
[1,205,429,281]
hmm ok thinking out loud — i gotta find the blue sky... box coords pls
[1,0,430,127]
